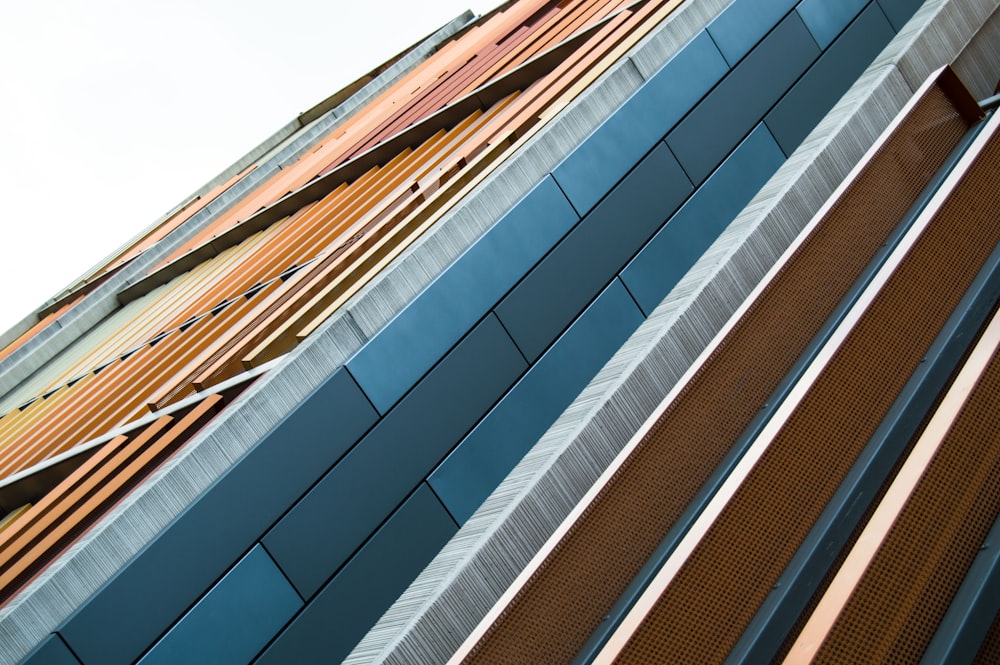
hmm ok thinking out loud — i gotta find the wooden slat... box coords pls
[0,395,223,604]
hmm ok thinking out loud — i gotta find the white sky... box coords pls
[0,0,503,336]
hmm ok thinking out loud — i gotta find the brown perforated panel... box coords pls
[462,85,971,664]
[772,332,974,662]
[814,308,1000,662]
[613,110,1000,665]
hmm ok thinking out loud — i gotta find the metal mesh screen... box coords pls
[462,85,971,664]
[614,109,1000,665]
[808,141,1000,662]
[771,323,981,662]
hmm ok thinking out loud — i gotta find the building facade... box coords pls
[1,0,999,663]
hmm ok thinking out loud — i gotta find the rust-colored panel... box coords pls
[0,0,687,542]
[149,0,597,266]
[286,124,519,348]
[611,104,1000,665]
[0,396,223,604]
[784,313,1000,663]
[347,1,565,158]
[515,0,615,61]
[778,127,1000,665]
[0,1,747,614]
[457,80,972,665]
[0,504,32,536]
[0,358,138,478]
[162,109,502,394]
[328,0,557,166]
[0,278,272,478]
[0,376,91,446]
[0,433,142,559]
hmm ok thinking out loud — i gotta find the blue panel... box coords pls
[667,12,820,185]
[552,32,728,215]
[877,0,924,32]
[264,314,525,598]
[797,0,869,48]
[922,513,1000,663]
[496,142,691,362]
[622,124,785,315]
[767,4,894,155]
[20,635,80,665]
[255,485,457,665]
[707,0,799,66]
[430,279,644,524]
[59,368,376,665]
[347,177,577,414]
[137,547,300,665]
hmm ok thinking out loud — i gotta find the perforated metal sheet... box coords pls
[461,82,972,665]
[772,350,965,662]
[814,306,1000,661]
[613,105,1000,665]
